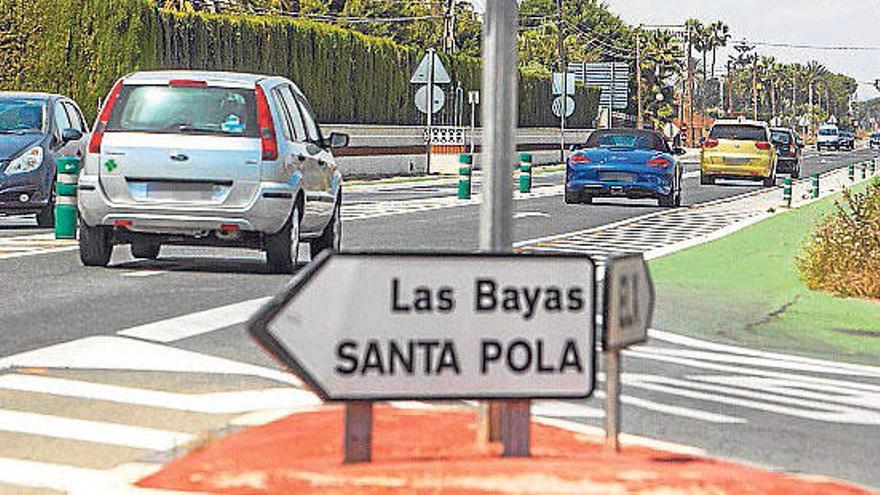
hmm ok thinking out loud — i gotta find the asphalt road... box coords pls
[0,147,878,492]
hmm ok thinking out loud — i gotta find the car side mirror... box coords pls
[61,128,83,143]
[326,132,349,149]
[672,147,687,156]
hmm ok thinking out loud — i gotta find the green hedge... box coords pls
[0,0,598,127]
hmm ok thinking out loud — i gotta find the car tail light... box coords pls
[569,154,590,165]
[755,141,772,150]
[647,157,671,168]
[88,78,125,154]
[703,137,719,148]
[169,79,207,87]
[254,84,278,161]
[789,148,796,157]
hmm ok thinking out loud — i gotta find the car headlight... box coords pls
[5,146,44,175]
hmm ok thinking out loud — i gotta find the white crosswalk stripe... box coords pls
[0,233,78,260]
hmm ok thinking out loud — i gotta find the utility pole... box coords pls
[726,59,732,115]
[752,55,758,120]
[479,0,520,454]
[636,28,643,129]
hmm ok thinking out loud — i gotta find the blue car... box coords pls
[0,93,88,227]
[565,128,684,207]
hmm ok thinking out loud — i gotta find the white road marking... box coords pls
[0,336,301,387]
[120,270,166,278]
[623,373,880,424]
[530,400,604,418]
[0,409,193,451]
[648,329,880,377]
[117,297,270,343]
[513,211,550,219]
[532,417,706,456]
[0,458,180,494]
[591,388,745,424]
[0,374,319,413]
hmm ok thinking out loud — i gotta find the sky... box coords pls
[470,0,880,101]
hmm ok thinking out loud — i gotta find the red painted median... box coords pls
[138,405,872,495]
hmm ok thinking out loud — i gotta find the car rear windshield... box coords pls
[107,85,259,138]
[709,125,766,141]
[584,130,668,152]
[818,128,838,136]
[0,99,45,134]
[771,131,791,144]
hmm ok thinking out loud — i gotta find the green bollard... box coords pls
[783,177,792,207]
[457,154,472,200]
[811,173,820,199]
[848,163,855,182]
[54,156,81,239]
[519,153,533,193]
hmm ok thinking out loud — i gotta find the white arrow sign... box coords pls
[249,253,596,401]
[411,52,451,84]
[603,253,655,350]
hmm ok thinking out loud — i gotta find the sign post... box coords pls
[602,253,654,452]
[412,49,451,175]
[248,253,597,463]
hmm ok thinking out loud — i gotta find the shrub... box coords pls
[797,180,880,299]
[0,0,599,127]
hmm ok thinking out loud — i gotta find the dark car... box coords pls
[565,128,684,207]
[838,130,855,151]
[0,93,88,227]
[770,127,802,178]
[871,131,880,150]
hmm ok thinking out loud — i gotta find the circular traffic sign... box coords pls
[552,96,575,118]
[415,85,445,114]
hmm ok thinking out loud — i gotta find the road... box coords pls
[0,147,878,493]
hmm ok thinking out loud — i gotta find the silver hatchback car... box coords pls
[78,71,347,273]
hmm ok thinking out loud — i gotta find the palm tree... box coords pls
[708,21,730,78]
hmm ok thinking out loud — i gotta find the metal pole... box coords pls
[557,0,566,162]
[604,349,621,452]
[426,48,435,175]
[636,29,643,130]
[479,0,521,452]
[608,62,614,129]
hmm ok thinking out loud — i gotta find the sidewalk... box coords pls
[137,405,871,494]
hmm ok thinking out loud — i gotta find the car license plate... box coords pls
[129,182,216,202]
[724,157,750,165]
[600,172,635,183]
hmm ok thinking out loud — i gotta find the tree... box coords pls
[708,21,730,78]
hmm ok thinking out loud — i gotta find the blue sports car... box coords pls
[565,128,684,207]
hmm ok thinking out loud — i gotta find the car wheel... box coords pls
[265,205,301,274]
[79,221,112,267]
[310,199,342,259]
[36,205,55,228]
[700,173,714,185]
[564,188,578,204]
[762,173,776,187]
[791,166,800,179]
[658,186,678,207]
[131,241,160,260]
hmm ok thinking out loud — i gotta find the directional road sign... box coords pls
[569,62,630,110]
[249,253,596,401]
[411,52,451,84]
[415,85,445,114]
[602,253,654,350]
[552,96,575,118]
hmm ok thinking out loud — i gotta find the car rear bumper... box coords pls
[566,178,671,199]
[77,174,296,236]
[776,158,799,173]
[700,162,772,178]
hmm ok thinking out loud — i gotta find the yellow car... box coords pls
[700,119,778,187]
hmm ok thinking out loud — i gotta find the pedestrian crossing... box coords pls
[0,233,78,260]
[516,162,874,266]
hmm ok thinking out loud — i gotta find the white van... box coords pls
[816,124,840,152]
